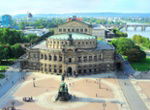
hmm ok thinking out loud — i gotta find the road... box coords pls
[118,60,148,110]
[119,79,148,110]
[0,62,26,108]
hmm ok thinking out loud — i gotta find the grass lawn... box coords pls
[0,66,9,71]
[130,57,150,71]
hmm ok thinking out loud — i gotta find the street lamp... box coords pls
[99,78,101,89]
[33,77,36,87]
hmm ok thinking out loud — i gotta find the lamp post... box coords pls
[33,77,36,87]
[99,78,101,89]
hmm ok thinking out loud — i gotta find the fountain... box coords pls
[55,74,72,101]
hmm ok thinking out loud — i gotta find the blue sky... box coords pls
[0,0,150,15]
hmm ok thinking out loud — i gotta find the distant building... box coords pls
[23,28,49,36]
[92,24,106,39]
[1,15,12,28]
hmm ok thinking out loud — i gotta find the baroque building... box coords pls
[21,19,117,76]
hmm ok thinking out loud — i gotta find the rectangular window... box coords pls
[59,29,62,32]
[63,29,66,32]
[94,56,97,61]
[69,58,72,63]
[84,56,87,62]
[78,57,81,62]
[85,29,87,32]
[89,56,92,61]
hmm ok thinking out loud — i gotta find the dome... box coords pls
[49,33,96,40]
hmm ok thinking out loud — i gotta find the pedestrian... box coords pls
[96,93,97,97]
[120,103,123,107]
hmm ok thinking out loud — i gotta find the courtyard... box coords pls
[0,72,129,110]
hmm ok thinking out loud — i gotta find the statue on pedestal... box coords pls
[55,75,72,101]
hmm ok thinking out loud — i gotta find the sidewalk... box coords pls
[0,62,25,98]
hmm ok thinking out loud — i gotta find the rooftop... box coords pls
[49,33,96,40]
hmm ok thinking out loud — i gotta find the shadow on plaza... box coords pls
[70,96,124,104]
[1,98,24,109]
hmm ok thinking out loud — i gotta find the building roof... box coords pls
[49,33,96,40]
[57,20,92,28]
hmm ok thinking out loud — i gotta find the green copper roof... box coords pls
[49,33,96,40]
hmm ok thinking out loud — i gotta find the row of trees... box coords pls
[111,37,146,62]
[0,28,40,63]
[17,18,66,29]
[0,44,25,60]
[0,28,39,45]
[132,35,150,49]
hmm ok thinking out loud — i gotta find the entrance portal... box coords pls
[67,67,72,76]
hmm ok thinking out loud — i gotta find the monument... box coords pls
[55,74,72,101]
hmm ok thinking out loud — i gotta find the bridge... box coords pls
[124,24,150,31]
[103,24,150,31]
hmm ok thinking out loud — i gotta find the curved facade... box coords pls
[47,33,97,49]
[21,20,116,76]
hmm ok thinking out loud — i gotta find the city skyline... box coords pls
[0,0,150,15]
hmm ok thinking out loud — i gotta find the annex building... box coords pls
[21,18,118,76]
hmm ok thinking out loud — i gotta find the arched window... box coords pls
[94,56,97,61]
[89,69,92,73]
[54,56,57,61]
[78,70,81,74]
[49,55,52,60]
[76,29,79,32]
[41,54,43,59]
[59,69,62,73]
[54,69,57,73]
[45,55,47,60]
[68,58,72,63]
[59,56,62,61]
[59,28,62,32]
[63,29,66,32]
[85,28,87,32]
[68,29,70,32]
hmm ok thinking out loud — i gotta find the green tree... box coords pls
[11,44,25,58]
[111,37,135,55]
[126,48,146,62]
[0,44,11,60]
[24,34,39,43]
[132,35,143,44]
[0,28,24,45]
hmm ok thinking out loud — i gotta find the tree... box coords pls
[132,35,143,44]
[11,44,25,58]
[24,34,39,43]
[0,44,11,61]
[0,28,24,45]
[111,38,135,55]
[126,48,146,62]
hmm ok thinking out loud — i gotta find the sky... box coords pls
[0,0,150,15]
